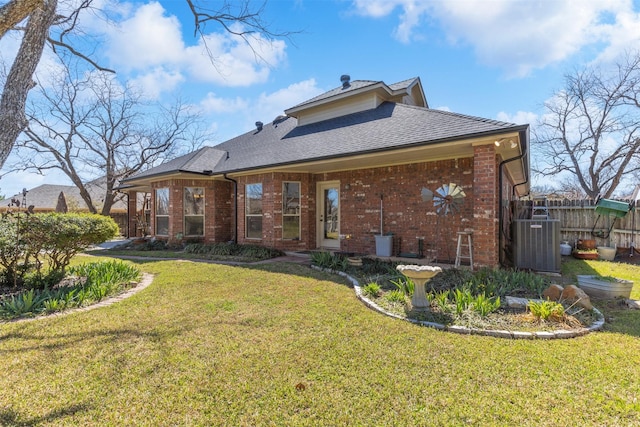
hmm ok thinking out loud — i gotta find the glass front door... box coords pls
[317,181,340,249]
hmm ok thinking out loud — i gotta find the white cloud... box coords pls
[103,3,288,92]
[350,0,640,77]
[249,79,324,127]
[184,31,287,86]
[105,2,185,71]
[202,79,323,141]
[200,93,249,114]
[129,67,185,99]
[496,111,538,126]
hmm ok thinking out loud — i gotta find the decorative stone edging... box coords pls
[2,273,155,324]
[312,266,605,339]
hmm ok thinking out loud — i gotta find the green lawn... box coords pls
[1,256,640,425]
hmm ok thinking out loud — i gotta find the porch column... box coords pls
[473,145,500,267]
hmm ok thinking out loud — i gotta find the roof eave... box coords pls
[216,125,527,176]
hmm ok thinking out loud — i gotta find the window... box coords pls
[155,188,169,236]
[245,183,262,239]
[282,182,300,240]
[184,187,204,236]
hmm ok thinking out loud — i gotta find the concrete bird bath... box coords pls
[396,265,442,311]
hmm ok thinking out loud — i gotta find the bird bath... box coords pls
[396,265,442,311]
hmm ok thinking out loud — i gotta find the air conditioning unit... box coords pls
[513,219,561,272]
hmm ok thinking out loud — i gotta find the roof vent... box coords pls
[340,74,351,89]
[255,121,263,131]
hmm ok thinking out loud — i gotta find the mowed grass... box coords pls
[1,257,640,426]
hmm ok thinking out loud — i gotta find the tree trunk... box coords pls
[0,0,56,169]
[0,0,43,39]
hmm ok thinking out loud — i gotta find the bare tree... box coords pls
[0,0,294,170]
[12,62,207,215]
[0,0,57,169]
[533,53,640,199]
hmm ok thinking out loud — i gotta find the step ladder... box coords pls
[531,196,549,220]
[454,230,474,270]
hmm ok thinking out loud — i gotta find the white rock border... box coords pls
[312,266,605,339]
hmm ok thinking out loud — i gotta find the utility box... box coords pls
[513,219,561,272]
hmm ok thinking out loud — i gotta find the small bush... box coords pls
[385,290,406,304]
[0,212,118,287]
[310,252,349,271]
[183,243,283,261]
[472,293,501,317]
[390,276,414,297]
[0,261,141,320]
[362,282,381,298]
[528,300,565,322]
[69,260,141,287]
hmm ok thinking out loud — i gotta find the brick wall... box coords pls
[317,158,475,263]
[472,145,500,266]
[139,145,512,267]
[150,178,233,244]
[236,173,312,251]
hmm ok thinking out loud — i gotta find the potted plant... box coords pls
[572,248,599,260]
[596,246,616,261]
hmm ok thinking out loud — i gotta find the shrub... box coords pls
[385,289,406,304]
[362,282,381,298]
[69,260,141,287]
[472,293,501,317]
[183,243,283,260]
[528,300,565,322]
[0,261,141,320]
[310,252,348,271]
[0,213,118,287]
[390,276,414,297]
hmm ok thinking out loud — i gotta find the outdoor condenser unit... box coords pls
[513,219,561,272]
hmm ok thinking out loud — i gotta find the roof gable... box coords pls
[285,76,427,126]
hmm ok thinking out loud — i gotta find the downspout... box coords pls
[498,132,529,267]
[223,173,238,244]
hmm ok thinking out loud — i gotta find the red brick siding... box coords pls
[236,173,312,251]
[150,178,233,244]
[316,159,475,262]
[139,146,505,267]
[472,145,500,267]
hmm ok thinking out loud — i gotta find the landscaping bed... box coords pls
[311,253,609,336]
[102,240,284,263]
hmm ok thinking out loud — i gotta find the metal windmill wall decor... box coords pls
[421,182,467,262]
[421,183,466,215]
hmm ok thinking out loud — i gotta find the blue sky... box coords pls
[2,0,640,197]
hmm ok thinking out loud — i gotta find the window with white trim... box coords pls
[184,187,204,236]
[245,183,262,239]
[155,188,169,236]
[282,182,300,240]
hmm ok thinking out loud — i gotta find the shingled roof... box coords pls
[12,181,127,212]
[124,78,526,184]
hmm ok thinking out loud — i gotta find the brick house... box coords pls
[120,76,529,267]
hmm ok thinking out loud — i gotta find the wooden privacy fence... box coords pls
[513,199,640,250]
